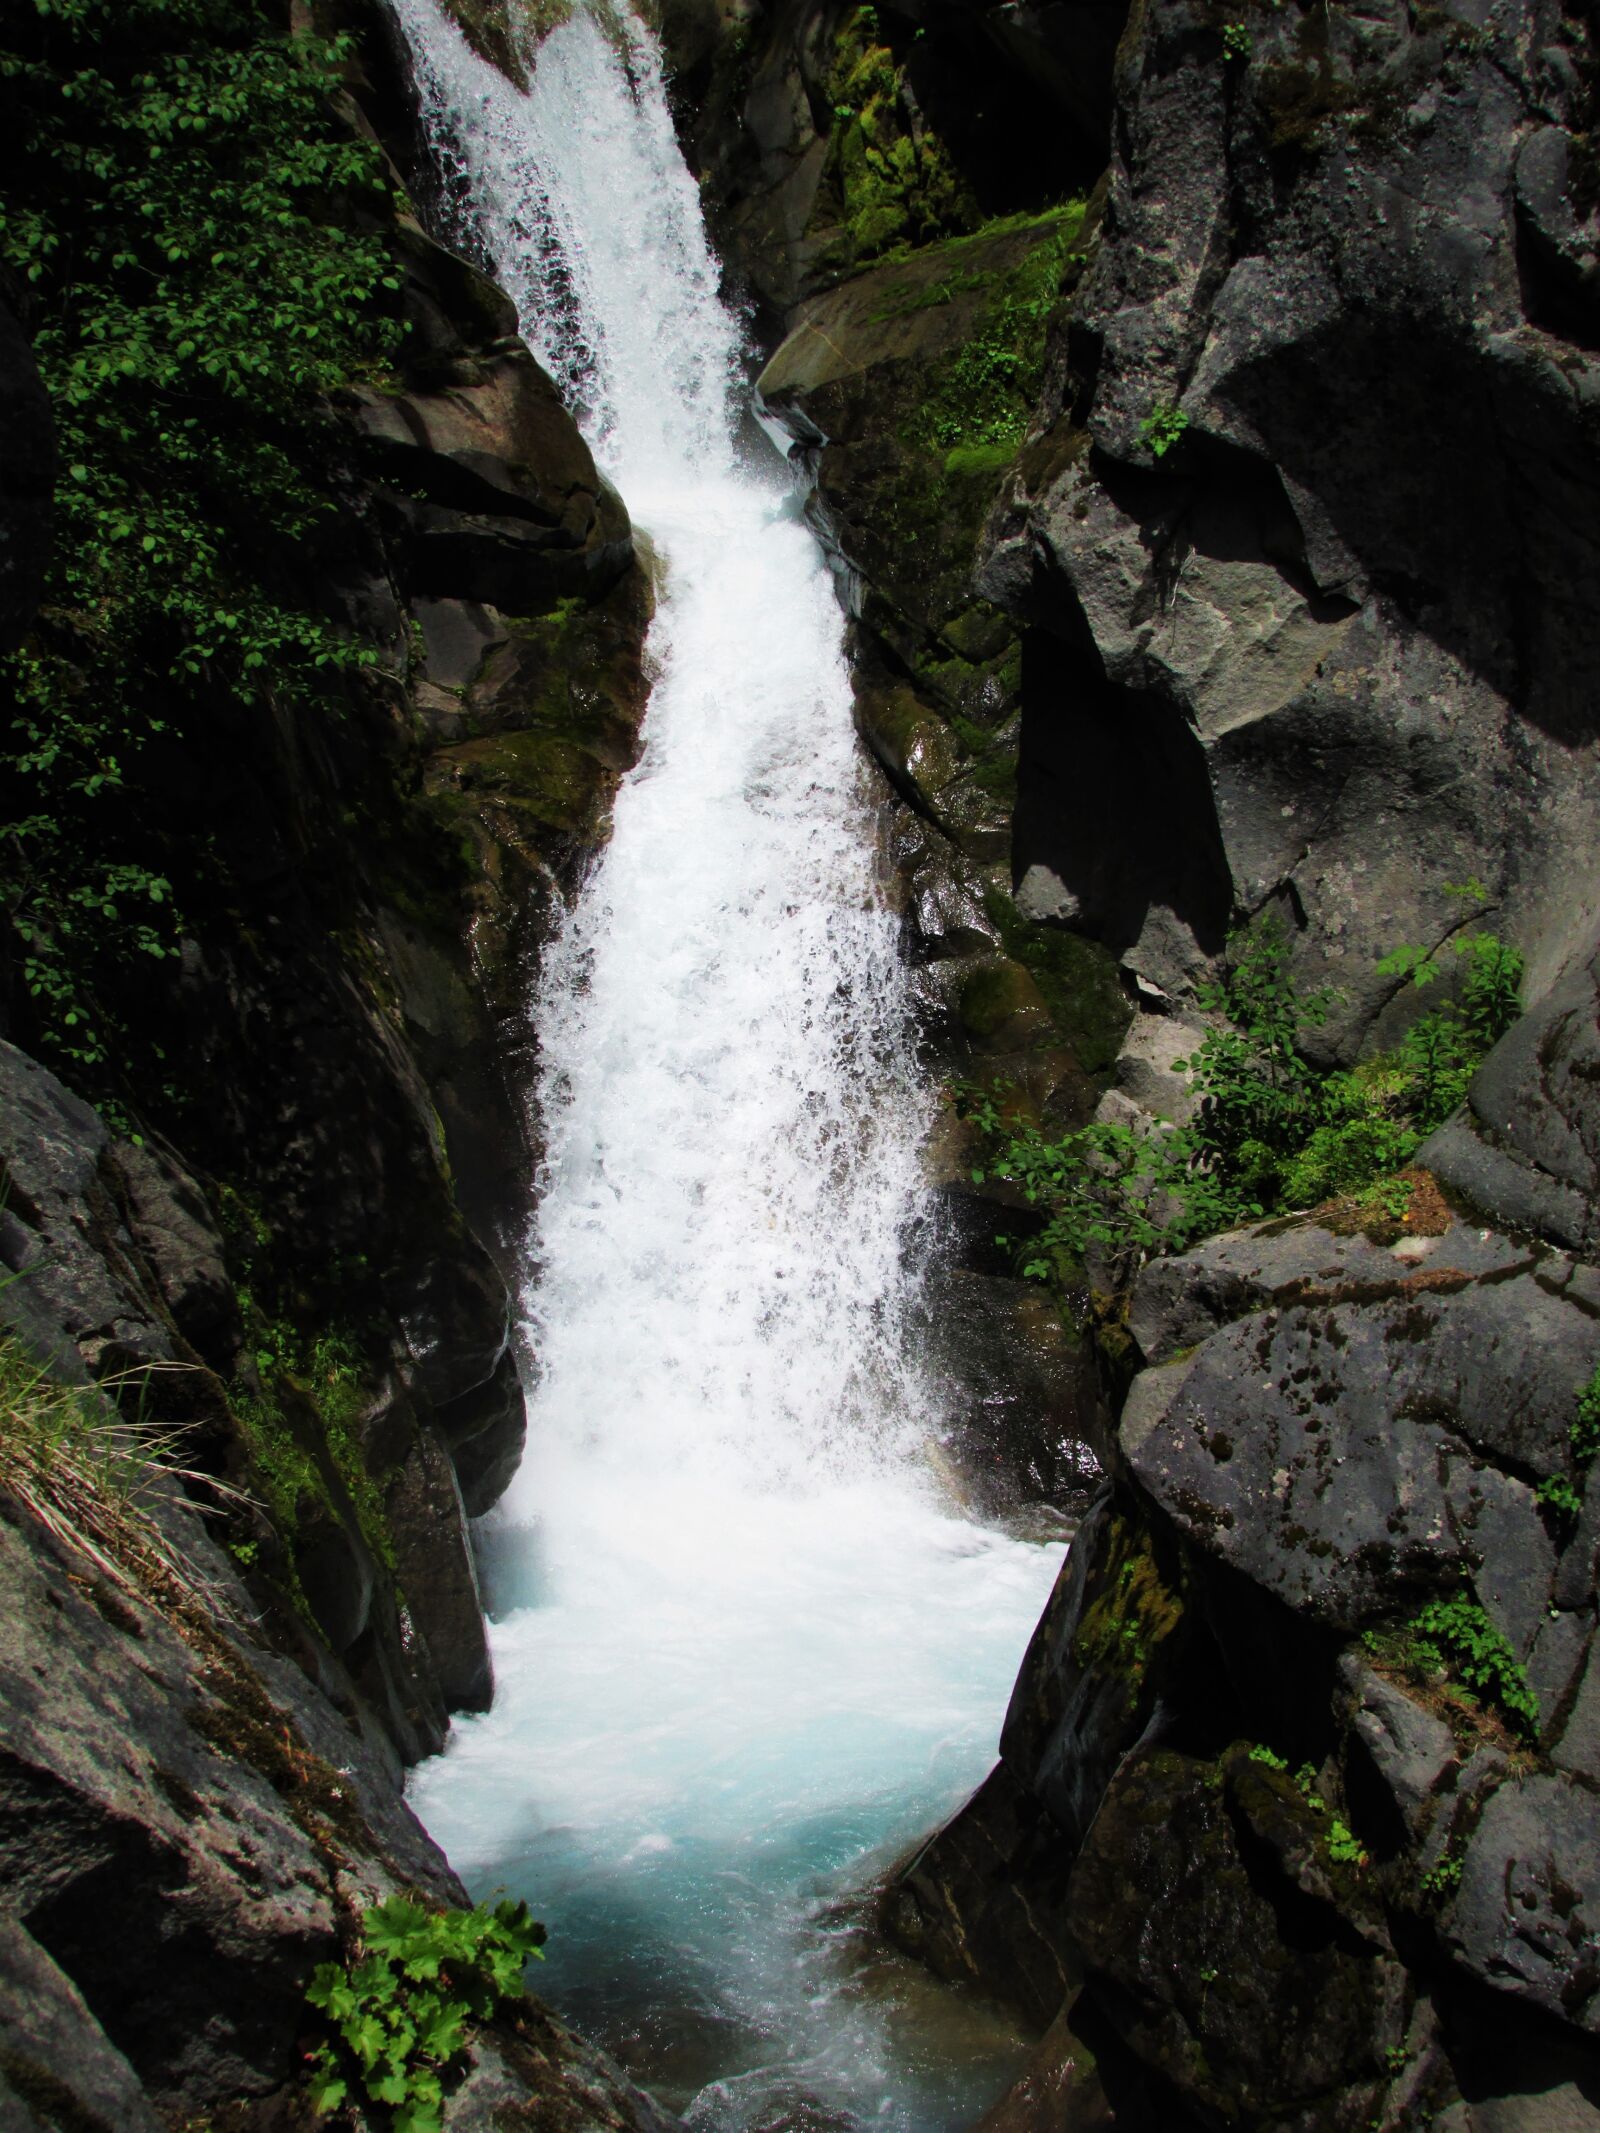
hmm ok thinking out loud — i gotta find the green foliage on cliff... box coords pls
[960,896,1522,1289]
[959,1084,1242,1289]
[0,0,402,1090]
[232,1307,395,1579]
[1178,897,1521,1220]
[306,1895,546,2133]
[908,206,1086,461]
[1400,1594,1539,1740]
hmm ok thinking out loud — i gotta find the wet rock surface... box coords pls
[0,1474,674,2133]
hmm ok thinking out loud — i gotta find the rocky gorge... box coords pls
[2,0,1600,2127]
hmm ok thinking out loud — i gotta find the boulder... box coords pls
[920,1270,1106,1511]
[353,352,635,604]
[999,1491,1190,1853]
[1442,1774,1600,2036]
[1126,1202,1527,1369]
[881,1760,1079,2030]
[1120,1237,1597,1641]
[1066,1747,1410,2125]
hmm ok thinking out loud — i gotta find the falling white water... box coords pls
[389,3,1067,2124]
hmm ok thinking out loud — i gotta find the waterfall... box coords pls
[389,3,1066,2124]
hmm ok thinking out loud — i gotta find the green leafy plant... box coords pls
[1376,881,1525,1089]
[1175,911,1336,1207]
[957,1084,1248,1288]
[305,1896,546,2133]
[1573,1365,1600,1468]
[0,0,403,1096]
[1419,1848,1463,1901]
[1538,1473,1583,1532]
[1409,1594,1539,1739]
[1139,401,1190,457]
[1327,1817,1367,1866]
[1222,21,1254,58]
[1248,1743,1288,1770]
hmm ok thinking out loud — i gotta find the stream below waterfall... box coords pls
[389,3,1069,2125]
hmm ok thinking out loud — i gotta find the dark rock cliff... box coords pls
[662,0,1600,2121]
[0,2,665,2125]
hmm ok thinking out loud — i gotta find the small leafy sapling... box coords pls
[1139,401,1190,457]
[305,1896,546,2133]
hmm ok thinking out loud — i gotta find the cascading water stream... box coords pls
[388,3,1068,2123]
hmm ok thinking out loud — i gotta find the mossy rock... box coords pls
[982,886,1132,1076]
[804,4,981,282]
[1069,1744,1411,2123]
[958,958,1052,1049]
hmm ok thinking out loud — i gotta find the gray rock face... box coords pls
[353,350,635,606]
[0,1042,173,1381]
[0,1918,161,2133]
[980,0,1600,1038]
[1444,1775,1600,2035]
[1127,1212,1528,1369]
[0,1031,499,1768]
[0,1478,674,2132]
[1121,1226,1596,1641]
[0,1488,453,2111]
[1423,941,1600,1255]
[1339,1656,1458,1844]
[1067,1747,1410,2125]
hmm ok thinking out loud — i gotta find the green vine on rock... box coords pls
[305,1896,546,2133]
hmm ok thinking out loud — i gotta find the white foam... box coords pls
[388,3,1066,2121]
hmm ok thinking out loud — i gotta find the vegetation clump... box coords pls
[0,1324,236,1613]
[957,889,1523,1290]
[0,0,403,1096]
[1139,402,1190,457]
[1366,1595,1539,1742]
[306,1895,547,2133]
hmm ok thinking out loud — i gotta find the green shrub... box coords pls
[957,1085,1246,1289]
[306,1896,546,2133]
[1173,911,1336,1207]
[955,895,1523,1290]
[0,0,402,1092]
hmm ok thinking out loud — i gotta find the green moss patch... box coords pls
[983,888,1131,1075]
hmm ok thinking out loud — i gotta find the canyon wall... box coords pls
[0,3,666,2125]
[669,0,1600,2121]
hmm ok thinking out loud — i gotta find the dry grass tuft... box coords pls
[0,1327,245,1621]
